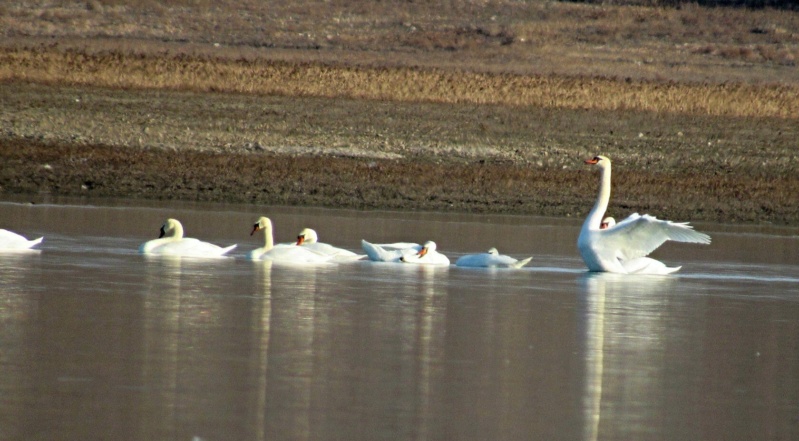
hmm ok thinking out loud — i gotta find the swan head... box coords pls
[584,155,611,169]
[400,240,437,262]
[600,217,616,229]
[159,218,183,239]
[251,217,272,236]
[296,228,318,245]
[487,247,499,255]
[418,241,436,257]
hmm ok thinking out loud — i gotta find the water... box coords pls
[1,199,798,441]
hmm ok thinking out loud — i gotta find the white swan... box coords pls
[296,228,364,261]
[399,241,450,265]
[577,155,711,274]
[139,218,236,258]
[249,217,331,264]
[0,229,43,250]
[455,247,533,269]
[361,240,422,262]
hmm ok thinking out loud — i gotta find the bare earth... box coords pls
[1,1,798,225]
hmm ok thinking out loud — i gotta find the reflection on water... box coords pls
[578,272,799,441]
[0,200,798,441]
[579,273,680,441]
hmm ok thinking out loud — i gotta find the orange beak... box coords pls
[585,157,599,165]
[296,235,305,245]
[417,247,428,257]
[250,224,260,236]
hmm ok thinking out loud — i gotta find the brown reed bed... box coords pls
[1,46,797,119]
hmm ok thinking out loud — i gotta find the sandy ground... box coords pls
[1,2,798,225]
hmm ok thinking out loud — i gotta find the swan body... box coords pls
[597,217,672,272]
[361,240,422,262]
[455,247,532,269]
[399,241,450,266]
[249,217,331,264]
[577,155,711,275]
[296,228,364,261]
[139,218,236,258]
[0,229,43,250]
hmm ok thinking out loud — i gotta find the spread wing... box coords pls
[600,213,711,261]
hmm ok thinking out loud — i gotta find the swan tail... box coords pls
[220,244,237,255]
[623,257,681,275]
[30,237,44,248]
[331,253,368,262]
[361,240,392,262]
[512,257,533,269]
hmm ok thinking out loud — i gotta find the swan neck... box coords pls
[263,221,274,251]
[172,222,184,239]
[587,164,611,229]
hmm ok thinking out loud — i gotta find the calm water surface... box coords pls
[1,199,798,441]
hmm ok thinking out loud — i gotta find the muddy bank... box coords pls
[2,79,799,225]
[3,138,797,225]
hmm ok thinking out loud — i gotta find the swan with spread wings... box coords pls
[577,155,711,275]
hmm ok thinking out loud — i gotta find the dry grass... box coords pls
[2,1,798,81]
[4,1,798,48]
[1,47,797,119]
[2,0,798,119]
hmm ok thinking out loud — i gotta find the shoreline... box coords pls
[3,137,797,225]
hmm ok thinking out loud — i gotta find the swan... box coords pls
[455,247,533,269]
[295,228,364,261]
[361,240,422,262]
[249,217,331,264]
[399,241,450,266]
[0,229,43,250]
[139,218,236,257]
[577,155,711,274]
[600,217,615,229]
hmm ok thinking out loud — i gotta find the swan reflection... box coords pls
[252,260,273,441]
[141,254,241,438]
[578,272,676,441]
[260,260,324,441]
